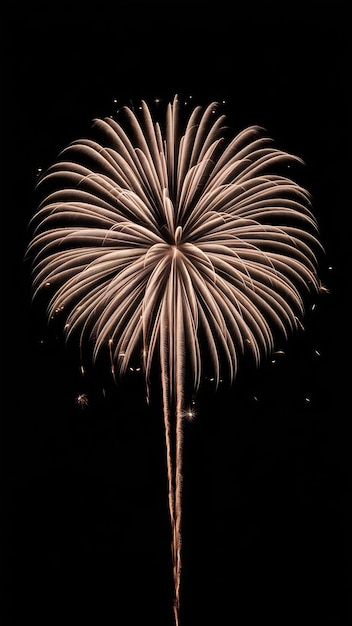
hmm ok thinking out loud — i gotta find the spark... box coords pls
[184,407,196,421]
[75,393,88,408]
[319,282,330,294]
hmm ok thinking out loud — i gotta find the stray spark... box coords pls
[75,393,88,408]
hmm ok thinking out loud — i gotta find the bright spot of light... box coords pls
[75,393,88,409]
[184,407,196,421]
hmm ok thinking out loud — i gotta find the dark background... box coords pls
[2,1,350,624]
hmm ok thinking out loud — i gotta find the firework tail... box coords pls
[159,259,185,626]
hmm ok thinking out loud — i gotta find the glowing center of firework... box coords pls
[171,246,179,260]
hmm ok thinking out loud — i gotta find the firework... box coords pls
[27,95,323,625]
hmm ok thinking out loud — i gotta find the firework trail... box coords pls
[27,95,323,625]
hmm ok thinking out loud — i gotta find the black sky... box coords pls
[2,1,351,625]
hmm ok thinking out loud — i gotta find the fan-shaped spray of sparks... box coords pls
[27,95,323,625]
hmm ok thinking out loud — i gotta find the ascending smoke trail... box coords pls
[26,95,324,625]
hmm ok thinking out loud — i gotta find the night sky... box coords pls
[3,1,350,625]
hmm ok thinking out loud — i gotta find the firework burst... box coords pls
[27,94,323,625]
